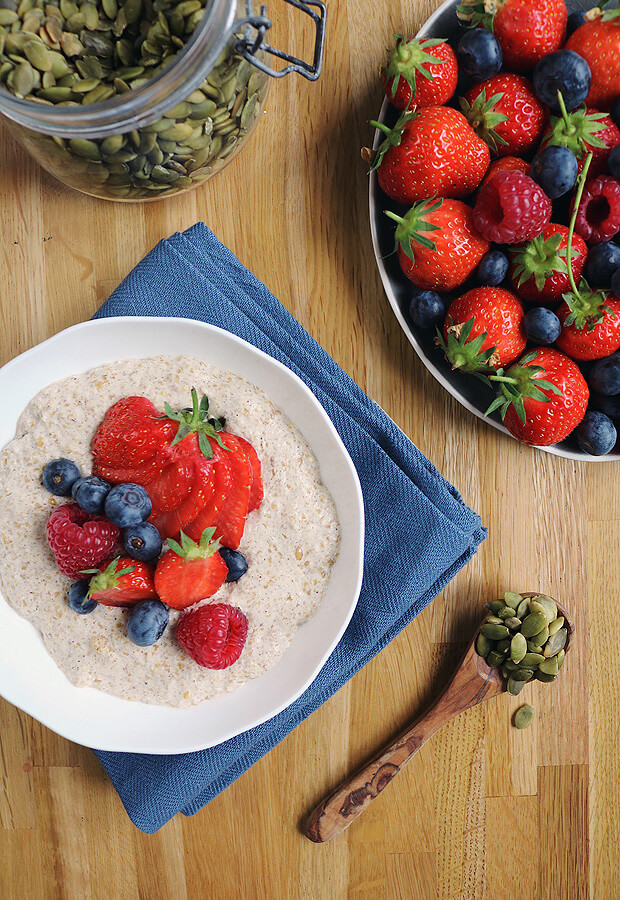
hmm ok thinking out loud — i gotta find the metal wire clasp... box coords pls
[234,0,326,81]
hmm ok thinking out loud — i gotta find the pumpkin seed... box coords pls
[516,598,530,619]
[486,650,506,668]
[528,625,549,647]
[535,671,557,683]
[513,667,534,682]
[521,611,547,637]
[498,606,515,620]
[510,632,527,663]
[548,616,565,637]
[504,591,523,610]
[507,676,527,696]
[530,597,557,624]
[480,623,510,640]
[543,627,567,658]
[538,656,560,676]
[475,633,492,658]
[504,617,522,631]
[521,652,544,668]
[514,705,535,729]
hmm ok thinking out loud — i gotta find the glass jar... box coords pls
[0,0,326,200]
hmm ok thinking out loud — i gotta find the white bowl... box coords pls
[0,317,365,753]
[369,0,619,462]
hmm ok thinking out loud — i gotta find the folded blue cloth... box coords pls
[92,223,486,833]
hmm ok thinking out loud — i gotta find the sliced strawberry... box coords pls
[154,528,228,610]
[86,556,157,608]
[146,453,194,516]
[91,397,176,472]
[183,450,234,543]
[151,439,220,539]
[211,434,251,550]
[235,435,263,512]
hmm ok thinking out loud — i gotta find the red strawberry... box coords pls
[176,603,248,669]
[151,437,218,539]
[91,396,175,475]
[486,348,589,446]
[574,175,620,244]
[460,74,547,158]
[387,198,489,292]
[46,503,119,579]
[210,434,251,550]
[565,10,620,111]
[382,36,458,111]
[183,451,233,544]
[86,556,157,607]
[555,292,620,361]
[154,528,228,611]
[508,224,588,305]
[457,0,566,72]
[146,452,194,516]
[541,105,620,178]
[438,287,526,372]
[236,435,263,512]
[370,107,490,205]
[480,156,529,190]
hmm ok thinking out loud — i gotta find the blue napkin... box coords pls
[92,223,486,833]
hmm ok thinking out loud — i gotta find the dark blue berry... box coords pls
[566,9,586,36]
[575,411,617,455]
[532,51,591,113]
[529,146,578,199]
[611,97,620,130]
[41,458,81,496]
[609,144,620,180]
[612,266,620,298]
[219,547,248,582]
[523,308,561,345]
[476,250,508,286]
[590,392,620,421]
[104,483,152,527]
[408,290,446,329]
[67,581,97,614]
[589,354,620,395]
[584,241,620,288]
[123,522,163,561]
[127,599,169,646]
[457,30,502,82]
[71,475,111,514]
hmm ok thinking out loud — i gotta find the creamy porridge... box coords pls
[0,355,340,708]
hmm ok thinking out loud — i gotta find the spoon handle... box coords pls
[304,642,498,843]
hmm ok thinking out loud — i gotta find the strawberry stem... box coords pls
[566,151,593,298]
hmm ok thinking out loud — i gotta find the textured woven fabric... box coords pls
[91,223,486,833]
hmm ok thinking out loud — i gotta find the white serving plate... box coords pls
[369,0,619,462]
[0,317,365,753]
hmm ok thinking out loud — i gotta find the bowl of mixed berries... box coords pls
[368,0,620,458]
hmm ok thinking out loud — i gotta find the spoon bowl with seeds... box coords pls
[304,591,574,843]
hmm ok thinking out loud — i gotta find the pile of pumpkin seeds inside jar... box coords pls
[0,0,268,199]
[475,592,569,696]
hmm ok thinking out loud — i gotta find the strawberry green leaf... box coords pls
[385,35,448,105]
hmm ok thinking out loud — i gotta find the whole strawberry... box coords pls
[382,36,458,110]
[555,292,620,361]
[438,287,526,371]
[509,224,588,305]
[565,9,620,111]
[456,0,567,72]
[46,503,120,579]
[371,107,490,205]
[85,556,157,608]
[460,74,547,158]
[387,198,489,292]
[486,348,589,446]
[154,527,228,610]
[541,103,620,178]
[176,603,248,669]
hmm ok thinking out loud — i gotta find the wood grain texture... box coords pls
[0,0,614,896]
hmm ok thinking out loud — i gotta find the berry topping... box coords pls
[67,581,97,614]
[71,475,111,514]
[460,74,546,158]
[584,241,620,288]
[555,292,620,361]
[104,482,152,527]
[590,354,620,395]
[382,36,458,111]
[541,103,620,178]
[529,146,578,199]
[532,51,591,113]
[154,527,228,610]
[176,602,248,669]
[456,29,502,82]
[42,458,81,497]
[476,250,509,286]
[85,556,157,607]
[575,410,617,455]
[122,521,163,562]
[409,290,446,329]
[564,10,620,111]
[574,176,620,244]
[508,224,587,305]
[219,547,248,583]
[523,308,561,345]
[127,599,169,647]
[46,503,119,579]
[473,170,552,244]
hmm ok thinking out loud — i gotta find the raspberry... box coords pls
[46,503,120,579]
[176,603,248,669]
[473,171,552,243]
[574,176,620,244]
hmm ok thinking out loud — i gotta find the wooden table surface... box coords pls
[0,1,617,897]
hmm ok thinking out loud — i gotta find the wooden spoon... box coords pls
[304,592,574,843]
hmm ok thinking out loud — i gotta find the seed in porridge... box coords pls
[295,547,303,560]
[219,547,248,582]
[122,521,163,562]
[104,483,152,528]
[67,581,98,615]
[71,474,111,515]
[126,599,169,647]
[41,457,81,497]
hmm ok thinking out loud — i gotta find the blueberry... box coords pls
[590,392,620,421]
[532,51,591,113]
[609,144,620,180]
[589,354,620,395]
[104,483,152,527]
[408,290,446,329]
[612,266,620,298]
[529,146,578,199]
[41,458,81,496]
[71,475,111,514]
[123,522,163,561]
[457,30,502,82]
[127,599,169,646]
[523,308,561,345]
[575,410,617,455]
[476,250,509,286]
[67,581,97,614]
[584,241,620,288]
[611,96,620,130]
[219,547,248,582]
[566,9,586,36]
